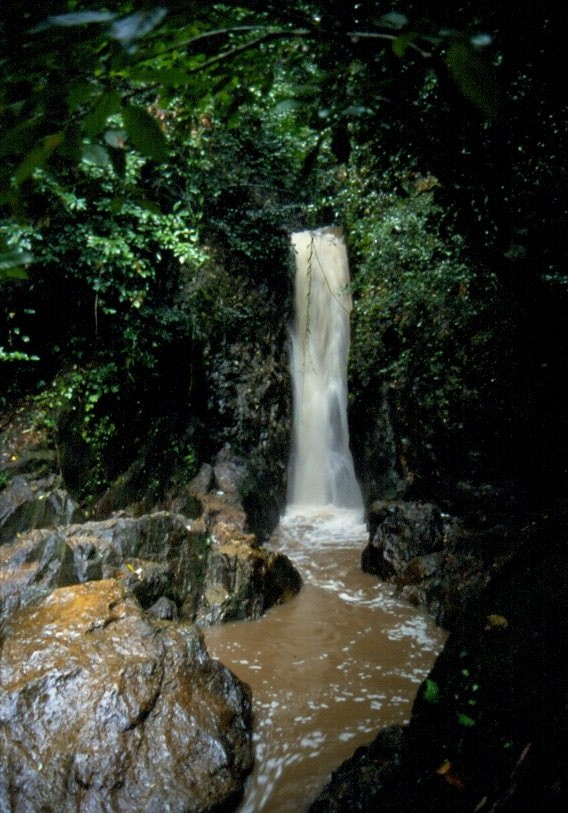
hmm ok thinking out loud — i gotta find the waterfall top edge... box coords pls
[291,226,344,240]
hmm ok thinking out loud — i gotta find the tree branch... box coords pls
[134,24,431,73]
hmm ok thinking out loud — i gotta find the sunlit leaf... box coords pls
[122,104,169,160]
[272,99,300,114]
[471,33,492,48]
[31,11,116,32]
[81,143,110,167]
[110,8,167,45]
[380,12,408,30]
[0,249,33,272]
[104,129,127,149]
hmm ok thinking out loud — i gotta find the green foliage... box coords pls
[423,678,441,704]
[0,48,312,504]
[457,712,476,727]
[1,1,565,506]
[334,147,515,482]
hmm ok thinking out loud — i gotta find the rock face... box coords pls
[362,500,444,579]
[0,579,253,812]
[362,500,497,627]
[0,474,79,543]
[0,509,302,626]
[195,490,302,626]
[309,725,405,812]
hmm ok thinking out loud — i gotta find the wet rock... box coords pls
[213,442,248,503]
[196,494,302,625]
[0,509,302,627]
[360,500,486,627]
[0,511,208,624]
[197,541,302,625]
[189,462,214,497]
[309,725,404,812]
[0,474,79,544]
[0,579,253,812]
[147,595,179,620]
[362,500,444,579]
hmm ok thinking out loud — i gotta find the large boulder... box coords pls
[309,725,405,812]
[197,535,302,625]
[362,500,445,579]
[0,579,253,812]
[361,500,523,627]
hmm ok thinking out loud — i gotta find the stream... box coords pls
[204,506,447,811]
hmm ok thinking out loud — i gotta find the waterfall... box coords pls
[287,227,363,511]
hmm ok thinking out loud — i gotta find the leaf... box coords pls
[0,120,42,158]
[272,99,300,115]
[0,266,29,281]
[446,42,503,121]
[110,8,167,45]
[67,82,100,112]
[104,129,127,149]
[83,92,121,138]
[457,713,476,727]
[380,12,408,30]
[392,32,416,57]
[128,67,193,86]
[122,104,169,160]
[81,143,110,167]
[14,133,64,186]
[486,613,509,629]
[31,11,116,32]
[290,84,320,100]
[0,248,33,272]
[423,678,440,704]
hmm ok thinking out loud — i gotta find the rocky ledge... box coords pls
[0,437,302,812]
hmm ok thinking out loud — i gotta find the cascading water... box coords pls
[204,228,446,811]
[288,228,363,511]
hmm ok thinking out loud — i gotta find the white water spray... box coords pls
[287,227,363,511]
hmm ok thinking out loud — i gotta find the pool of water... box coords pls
[204,507,447,811]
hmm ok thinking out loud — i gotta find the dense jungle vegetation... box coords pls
[1,1,566,521]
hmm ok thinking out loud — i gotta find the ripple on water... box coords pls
[204,506,447,812]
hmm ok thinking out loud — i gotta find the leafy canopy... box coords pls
[1,1,504,278]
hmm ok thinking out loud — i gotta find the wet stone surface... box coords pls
[0,579,254,812]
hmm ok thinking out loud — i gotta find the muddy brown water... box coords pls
[204,507,447,812]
